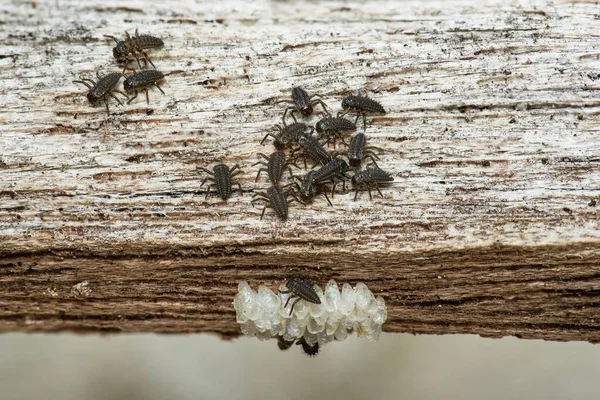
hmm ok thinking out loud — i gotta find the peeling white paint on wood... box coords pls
[1,0,598,254]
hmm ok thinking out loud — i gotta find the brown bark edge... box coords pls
[1,241,599,343]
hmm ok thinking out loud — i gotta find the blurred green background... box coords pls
[1,333,599,400]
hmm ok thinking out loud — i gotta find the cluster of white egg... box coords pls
[233,279,387,348]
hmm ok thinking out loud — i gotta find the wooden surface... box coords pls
[1,0,600,342]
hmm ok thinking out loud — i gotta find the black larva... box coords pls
[339,94,386,131]
[291,171,333,207]
[347,132,382,169]
[280,87,329,122]
[352,166,394,201]
[293,133,332,168]
[251,186,300,221]
[312,157,350,194]
[277,336,295,351]
[261,122,312,150]
[296,337,320,357]
[73,72,126,114]
[124,69,165,104]
[279,276,321,316]
[105,29,164,69]
[315,116,356,148]
[252,151,294,186]
[199,164,242,200]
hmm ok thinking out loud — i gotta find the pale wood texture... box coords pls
[1,0,600,342]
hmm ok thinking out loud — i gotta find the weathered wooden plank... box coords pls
[1,0,599,342]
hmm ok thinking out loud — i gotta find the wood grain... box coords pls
[1,0,599,342]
